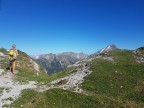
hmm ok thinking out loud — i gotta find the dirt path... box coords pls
[0,71,37,108]
[39,63,92,93]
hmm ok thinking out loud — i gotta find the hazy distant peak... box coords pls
[31,52,87,60]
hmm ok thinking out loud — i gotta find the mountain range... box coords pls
[31,44,118,74]
[31,52,87,74]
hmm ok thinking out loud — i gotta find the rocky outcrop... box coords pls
[134,47,144,63]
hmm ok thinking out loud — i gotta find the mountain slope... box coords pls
[0,48,47,79]
[82,48,144,107]
[0,48,48,107]
[10,46,144,108]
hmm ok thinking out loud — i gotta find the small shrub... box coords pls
[5,97,14,101]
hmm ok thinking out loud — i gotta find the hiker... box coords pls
[8,44,19,73]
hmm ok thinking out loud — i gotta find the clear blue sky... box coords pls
[0,0,144,55]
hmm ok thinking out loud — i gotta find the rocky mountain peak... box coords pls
[99,44,117,53]
[89,44,118,58]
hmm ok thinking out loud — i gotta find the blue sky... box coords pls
[0,0,144,55]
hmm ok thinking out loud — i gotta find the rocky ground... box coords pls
[39,63,92,93]
[0,70,37,108]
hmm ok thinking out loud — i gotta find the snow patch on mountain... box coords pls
[99,44,117,53]
[89,44,118,58]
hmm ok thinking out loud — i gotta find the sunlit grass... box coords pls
[82,50,144,106]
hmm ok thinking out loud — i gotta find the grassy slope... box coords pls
[82,50,144,107]
[15,67,75,84]
[17,50,47,75]
[6,49,144,107]
[0,48,47,81]
[11,88,129,108]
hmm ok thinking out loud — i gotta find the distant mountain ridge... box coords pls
[31,52,87,74]
[31,52,87,60]
[31,45,118,74]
